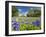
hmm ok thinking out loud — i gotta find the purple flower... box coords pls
[12,20,20,31]
[32,20,40,26]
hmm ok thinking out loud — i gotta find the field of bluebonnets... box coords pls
[12,6,41,31]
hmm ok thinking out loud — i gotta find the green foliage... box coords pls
[12,6,19,17]
[19,24,41,31]
[20,24,27,31]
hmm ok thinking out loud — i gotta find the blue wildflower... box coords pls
[12,20,20,31]
[32,20,40,26]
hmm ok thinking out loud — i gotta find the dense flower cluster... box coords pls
[12,20,20,31]
[32,20,40,26]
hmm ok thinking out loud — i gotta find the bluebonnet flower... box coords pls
[14,22,20,31]
[32,20,40,26]
[12,20,20,31]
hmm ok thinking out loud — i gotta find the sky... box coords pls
[16,6,29,13]
[16,6,30,16]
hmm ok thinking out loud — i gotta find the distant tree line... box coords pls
[27,9,41,17]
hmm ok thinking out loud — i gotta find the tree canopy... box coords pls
[12,6,19,17]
